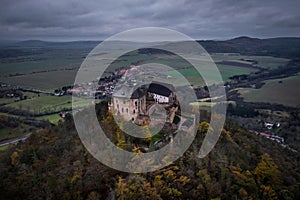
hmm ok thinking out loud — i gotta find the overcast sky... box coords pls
[0,0,299,41]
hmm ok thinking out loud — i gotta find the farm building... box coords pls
[147,82,175,104]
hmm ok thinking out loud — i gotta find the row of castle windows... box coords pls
[116,99,139,108]
[116,104,135,114]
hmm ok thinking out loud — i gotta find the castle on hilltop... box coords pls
[109,82,176,124]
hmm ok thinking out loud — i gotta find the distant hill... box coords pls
[0,40,100,59]
[199,36,300,58]
[16,40,100,49]
[1,36,300,59]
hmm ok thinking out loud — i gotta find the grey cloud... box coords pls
[0,0,299,41]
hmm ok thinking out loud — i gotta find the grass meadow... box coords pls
[238,74,300,107]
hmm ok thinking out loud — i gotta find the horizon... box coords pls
[2,35,300,44]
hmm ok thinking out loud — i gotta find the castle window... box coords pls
[133,109,135,114]
[122,108,124,113]
[135,101,138,109]
[126,108,128,113]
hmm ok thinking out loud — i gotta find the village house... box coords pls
[264,121,280,129]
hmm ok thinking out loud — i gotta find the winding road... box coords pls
[0,134,31,147]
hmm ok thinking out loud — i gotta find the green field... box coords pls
[0,82,100,125]
[36,113,63,124]
[190,102,213,110]
[0,98,18,105]
[4,95,72,114]
[3,93,97,115]
[238,75,300,107]
[217,64,257,79]
[164,64,257,86]
[190,101,235,110]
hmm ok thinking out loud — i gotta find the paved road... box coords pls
[177,115,187,130]
[0,134,31,147]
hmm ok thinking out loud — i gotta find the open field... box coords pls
[36,113,63,124]
[0,58,81,76]
[211,55,290,69]
[190,102,213,111]
[0,42,93,76]
[3,95,72,114]
[0,42,92,90]
[238,74,300,107]
[164,64,257,86]
[1,70,78,91]
[190,100,235,108]
[0,98,18,105]
[217,64,257,79]
[2,93,98,116]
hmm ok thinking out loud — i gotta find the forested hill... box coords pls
[0,109,299,199]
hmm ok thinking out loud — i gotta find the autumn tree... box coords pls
[253,153,282,199]
[116,176,162,200]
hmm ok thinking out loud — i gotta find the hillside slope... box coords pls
[0,113,299,199]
